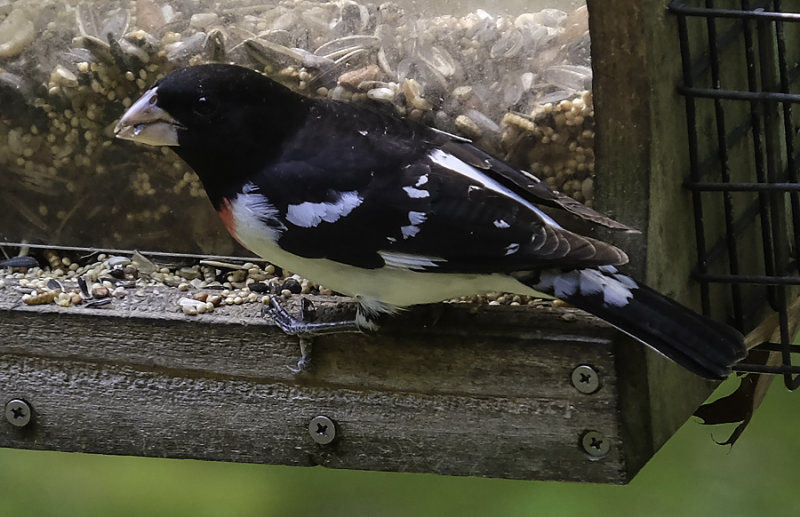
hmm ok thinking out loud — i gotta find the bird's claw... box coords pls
[263,295,307,335]
[263,295,362,374]
[263,296,315,374]
[287,336,313,374]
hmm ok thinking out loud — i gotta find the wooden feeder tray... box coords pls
[0,282,716,484]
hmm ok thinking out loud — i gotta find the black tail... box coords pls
[525,267,747,379]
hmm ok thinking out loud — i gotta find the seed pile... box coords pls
[1,0,595,253]
[0,248,548,315]
[0,249,324,313]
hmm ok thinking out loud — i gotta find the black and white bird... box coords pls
[114,63,746,379]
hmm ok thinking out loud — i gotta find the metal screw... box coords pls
[308,415,336,445]
[5,399,32,428]
[571,365,600,394]
[581,430,610,458]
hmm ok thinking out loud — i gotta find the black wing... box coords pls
[432,133,637,232]
[255,100,628,273]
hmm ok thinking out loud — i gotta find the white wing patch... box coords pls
[408,211,427,225]
[379,251,444,270]
[401,225,420,239]
[403,185,430,198]
[493,219,510,229]
[415,174,429,187]
[399,211,427,240]
[428,149,561,229]
[286,191,363,228]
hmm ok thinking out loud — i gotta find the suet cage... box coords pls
[670,0,800,389]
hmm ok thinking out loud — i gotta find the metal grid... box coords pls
[669,0,800,388]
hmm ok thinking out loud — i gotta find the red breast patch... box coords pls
[217,198,248,248]
[217,198,236,234]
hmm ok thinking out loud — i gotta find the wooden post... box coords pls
[589,0,719,449]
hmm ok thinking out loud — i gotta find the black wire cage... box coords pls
[669,1,800,388]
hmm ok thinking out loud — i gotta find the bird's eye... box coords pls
[192,96,218,116]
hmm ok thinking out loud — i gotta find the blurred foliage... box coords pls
[1,380,798,517]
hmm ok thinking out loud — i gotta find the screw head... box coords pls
[5,399,32,428]
[581,430,610,458]
[571,365,600,394]
[308,415,336,445]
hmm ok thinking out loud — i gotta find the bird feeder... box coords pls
[2,0,794,483]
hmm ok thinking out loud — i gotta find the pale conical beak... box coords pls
[114,87,183,146]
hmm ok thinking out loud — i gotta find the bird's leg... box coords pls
[264,295,362,335]
[263,295,363,373]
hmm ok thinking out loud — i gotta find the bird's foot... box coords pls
[264,295,312,335]
[263,295,361,374]
[287,336,313,375]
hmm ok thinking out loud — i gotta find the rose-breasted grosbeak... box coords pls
[115,64,745,378]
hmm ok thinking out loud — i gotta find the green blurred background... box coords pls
[0,380,797,517]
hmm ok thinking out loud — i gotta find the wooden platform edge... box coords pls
[0,290,705,484]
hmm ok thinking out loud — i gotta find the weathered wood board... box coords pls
[0,286,707,484]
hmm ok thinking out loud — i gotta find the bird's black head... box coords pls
[115,64,311,202]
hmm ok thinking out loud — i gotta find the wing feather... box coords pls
[251,99,629,273]
[435,138,638,233]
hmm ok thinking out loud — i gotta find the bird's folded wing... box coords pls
[435,137,638,233]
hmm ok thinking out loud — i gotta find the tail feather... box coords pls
[526,267,747,379]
